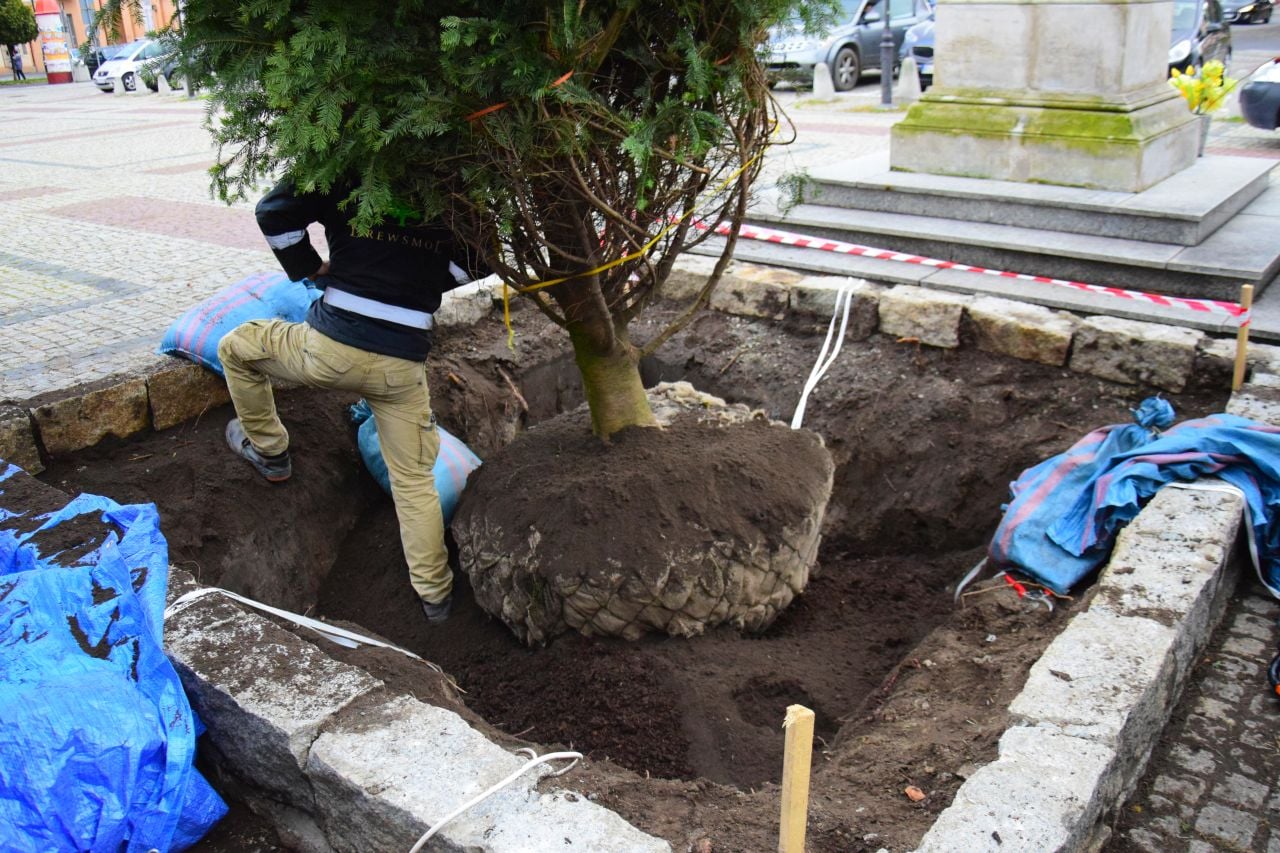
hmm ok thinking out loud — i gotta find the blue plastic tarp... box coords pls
[349,401,481,524]
[989,398,1280,596]
[0,464,226,851]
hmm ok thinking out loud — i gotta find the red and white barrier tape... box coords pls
[699,220,1250,327]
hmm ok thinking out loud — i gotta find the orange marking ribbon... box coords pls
[465,70,575,122]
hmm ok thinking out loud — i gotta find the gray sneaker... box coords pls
[225,419,291,482]
[421,595,452,624]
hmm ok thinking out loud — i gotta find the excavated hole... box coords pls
[308,351,968,789]
[37,305,1229,850]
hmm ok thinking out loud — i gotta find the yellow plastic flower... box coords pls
[1169,60,1237,114]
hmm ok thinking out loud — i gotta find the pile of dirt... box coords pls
[37,299,1231,852]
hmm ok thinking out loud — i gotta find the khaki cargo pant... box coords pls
[217,319,449,604]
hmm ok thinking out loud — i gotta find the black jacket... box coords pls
[255,180,488,361]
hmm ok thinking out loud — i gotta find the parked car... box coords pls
[92,39,167,93]
[1169,0,1232,75]
[83,43,129,76]
[899,14,935,90]
[763,0,933,91]
[1221,0,1273,23]
[1240,58,1280,130]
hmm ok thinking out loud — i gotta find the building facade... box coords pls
[9,0,182,78]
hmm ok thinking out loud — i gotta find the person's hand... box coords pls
[313,261,330,278]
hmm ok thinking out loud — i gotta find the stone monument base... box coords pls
[890,90,1202,193]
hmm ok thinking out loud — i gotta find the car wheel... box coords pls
[832,46,861,92]
[122,71,136,92]
[1265,8,1273,22]
[166,69,184,90]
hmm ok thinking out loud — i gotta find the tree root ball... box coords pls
[451,382,835,644]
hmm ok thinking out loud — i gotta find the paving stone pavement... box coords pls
[2,71,1279,852]
[1107,577,1280,853]
[0,82,287,400]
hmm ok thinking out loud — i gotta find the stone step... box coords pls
[742,183,1280,304]
[804,151,1275,245]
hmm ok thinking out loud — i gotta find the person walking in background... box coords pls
[217,177,489,625]
[11,48,26,81]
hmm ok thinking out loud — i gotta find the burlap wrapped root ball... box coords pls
[451,382,835,644]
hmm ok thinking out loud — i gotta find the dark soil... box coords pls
[37,299,1231,853]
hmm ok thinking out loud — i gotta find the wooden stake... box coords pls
[779,704,815,853]
[1233,284,1255,392]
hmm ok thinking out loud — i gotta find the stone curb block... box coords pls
[163,571,670,852]
[1068,315,1204,393]
[708,265,799,319]
[912,485,1244,853]
[0,405,43,474]
[661,254,723,302]
[791,276,882,340]
[31,376,150,457]
[967,296,1078,367]
[915,725,1118,853]
[309,694,668,852]
[436,278,499,329]
[879,284,971,349]
[146,358,232,431]
[165,572,383,808]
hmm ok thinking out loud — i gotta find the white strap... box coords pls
[323,287,434,330]
[164,586,443,671]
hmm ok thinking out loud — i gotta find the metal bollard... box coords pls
[879,24,895,107]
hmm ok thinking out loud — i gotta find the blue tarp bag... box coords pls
[349,401,481,524]
[989,398,1280,597]
[158,272,321,374]
[0,464,227,851]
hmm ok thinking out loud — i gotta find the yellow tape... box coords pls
[497,144,766,349]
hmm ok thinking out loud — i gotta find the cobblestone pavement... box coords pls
[1108,577,1280,853]
[3,68,1280,851]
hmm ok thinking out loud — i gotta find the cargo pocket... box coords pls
[301,330,359,388]
[418,412,441,468]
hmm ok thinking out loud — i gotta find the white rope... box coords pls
[1163,481,1279,599]
[953,556,989,603]
[407,750,584,853]
[791,282,853,430]
[164,587,441,671]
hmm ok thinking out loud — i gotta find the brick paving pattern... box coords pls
[0,84,280,399]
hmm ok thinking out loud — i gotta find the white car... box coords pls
[92,39,166,93]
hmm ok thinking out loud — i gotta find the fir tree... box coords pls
[113,0,835,436]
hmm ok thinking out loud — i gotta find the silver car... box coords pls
[91,39,165,93]
[764,0,933,91]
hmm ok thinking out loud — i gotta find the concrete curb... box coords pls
[163,571,670,852]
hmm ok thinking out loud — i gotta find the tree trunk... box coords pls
[569,325,656,438]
